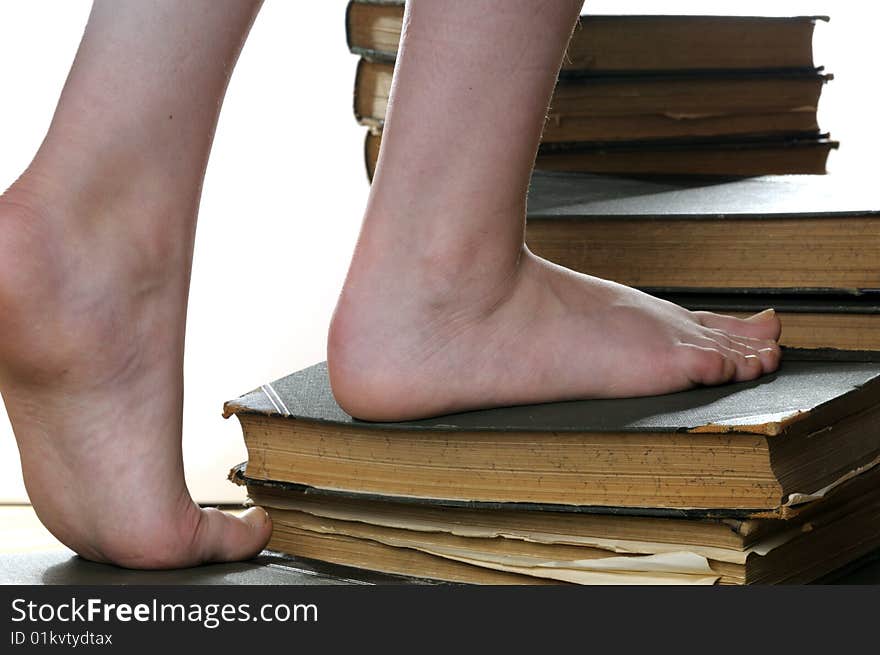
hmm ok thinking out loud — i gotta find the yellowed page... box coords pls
[253,492,797,565]
[275,509,722,584]
[438,554,719,586]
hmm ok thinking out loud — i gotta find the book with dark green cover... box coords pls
[355,58,830,144]
[522,171,878,292]
[346,0,825,75]
[531,134,838,176]
[364,130,838,179]
[224,359,880,516]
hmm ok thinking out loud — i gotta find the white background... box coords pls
[0,1,876,504]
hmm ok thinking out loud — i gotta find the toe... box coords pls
[694,309,781,342]
[755,344,782,374]
[193,506,272,564]
[725,334,781,374]
[702,329,781,376]
[87,505,272,569]
[696,334,763,382]
[726,349,763,382]
[681,344,737,386]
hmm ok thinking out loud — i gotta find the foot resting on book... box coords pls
[329,246,782,421]
[0,186,272,568]
[328,0,782,421]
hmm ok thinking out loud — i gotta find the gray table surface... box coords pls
[0,550,427,585]
[2,549,878,585]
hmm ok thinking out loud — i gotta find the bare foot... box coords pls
[0,177,271,568]
[329,243,781,421]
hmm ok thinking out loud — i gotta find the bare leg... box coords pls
[328,0,781,420]
[0,1,270,567]
[0,0,781,568]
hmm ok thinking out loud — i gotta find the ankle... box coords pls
[348,202,527,304]
[331,241,524,366]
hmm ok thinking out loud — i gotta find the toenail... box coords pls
[241,506,270,529]
[746,308,776,321]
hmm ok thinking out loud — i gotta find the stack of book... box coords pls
[347,0,838,178]
[225,168,880,584]
[226,356,880,585]
[220,6,878,585]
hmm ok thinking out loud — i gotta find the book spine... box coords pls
[353,56,364,124]
[344,0,356,53]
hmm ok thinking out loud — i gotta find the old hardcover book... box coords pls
[520,171,877,291]
[346,1,824,74]
[233,464,880,585]
[363,130,836,179]
[355,59,828,143]
[532,136,836,176]
[224,359,880,513]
